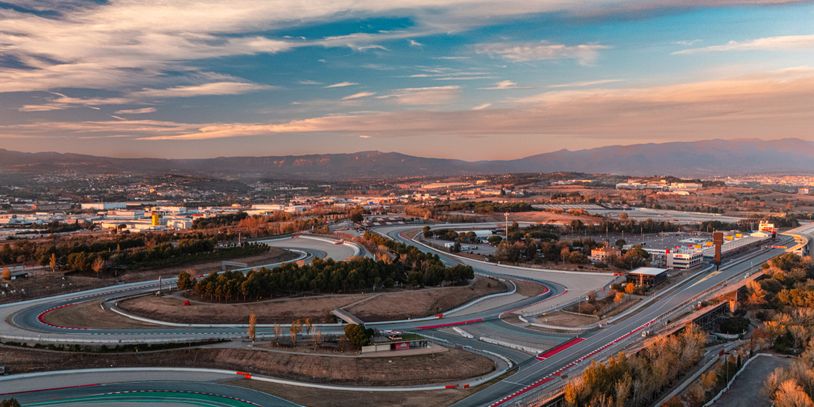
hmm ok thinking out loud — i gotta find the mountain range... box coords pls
[1,138,813,180]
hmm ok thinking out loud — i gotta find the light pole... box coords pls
[504,212,509,240]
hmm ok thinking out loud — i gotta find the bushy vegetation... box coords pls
[188,233,474,301]
[765,341,814,406]
[563,325,706,407]
[0,234,268,275]
[744,253,814,354]
[434,200,534,214]
[344,324,374,348]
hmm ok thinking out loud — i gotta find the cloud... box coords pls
[325,81,358,88]
[341,91,375,100]
[674,34,814,54]
[115,107,157,115]
[116,67,814,144]
[475,41,607,64]
[0,0,794,95]
[299,80,322,85]
[481,80,518,90]
[131,82,271,98]
[408,39,423,48]
[18,104,65,112]
[471,103,492,110]
[380,85,460,105]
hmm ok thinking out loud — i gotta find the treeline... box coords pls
[193,212,249,229]
[563,324,706,407]
[0,233,267,275]
[193,211,329,237]
[187,255,473,301]
[69,240,268,274]
[575,218,681,234]
[434,201,534,214]
[492,239,649,269]
[185,231,475,301]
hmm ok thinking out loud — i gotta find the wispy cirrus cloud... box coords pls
[674,34,814,54]
[325,82,358,88]
[474,41,607,64]
[379,85,460,105]
[341,91,375,100]
[481,80,519,90]
[115,107,157,115]
[130,81,272,98]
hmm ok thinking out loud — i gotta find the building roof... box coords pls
[628,267,669,276]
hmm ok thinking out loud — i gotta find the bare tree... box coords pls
[273,324,282,345]
[290,319,302,347]
[312,328,322,350]
[304,318,313,335]
[247,312,257,343]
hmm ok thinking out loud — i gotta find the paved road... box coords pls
[1,370,299,406]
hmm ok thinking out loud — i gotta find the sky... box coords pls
[1,0,813,160]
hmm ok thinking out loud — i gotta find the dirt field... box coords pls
[117,277,506,324]
[43,301,156,329]
[513,279,550,297]
[0,344,493,386]
[235,380,472,407]
[534,311,598,328]
[0,247,296,304]
[347,278,506,321]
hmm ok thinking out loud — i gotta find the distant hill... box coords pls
[1,138,813,180]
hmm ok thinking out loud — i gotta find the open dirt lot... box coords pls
[43,300,156,329]
[235,380,472,407]
[117,277,506,324]
[534,311,598,328]
[0,247,295,305]
[0,344,493,386]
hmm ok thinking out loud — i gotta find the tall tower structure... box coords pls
[713,231,724,270]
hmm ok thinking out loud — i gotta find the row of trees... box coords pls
[491,238,649,270]
[563,324,706,407]
[186,255,474,302]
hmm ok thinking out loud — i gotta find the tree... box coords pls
[614,291,625,304]
[247,312,257,343]
[1,266,10,281]
[774,379,814,407]
[49,252,57,273]
[91,256,105,278]
[177,270,192,290]
[1,399,21,407]
[303,318,313,335]
[273,324,283,345]
[312,327,323,350]
[289,319,302,346]
[344,323,372,348]
[624,282,636,295]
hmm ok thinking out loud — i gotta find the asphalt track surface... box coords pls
[0,225,807,406]
[3,372,299,406]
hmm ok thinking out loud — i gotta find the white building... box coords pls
[667,250,703,270]
[81,202,127,210]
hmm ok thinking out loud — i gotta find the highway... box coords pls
[0,225,806,406]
